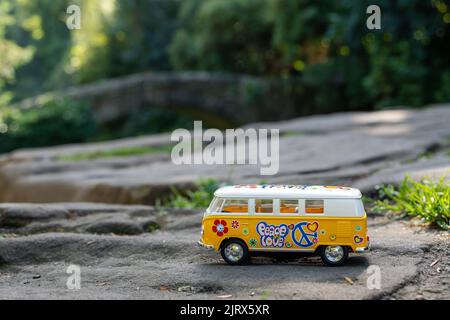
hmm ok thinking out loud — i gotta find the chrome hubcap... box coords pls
[324,246,344,263]
[224,243,244,262]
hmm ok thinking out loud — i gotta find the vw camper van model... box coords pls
[198,184,370,266]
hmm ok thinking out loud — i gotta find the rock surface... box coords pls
[1,105,449,204]
[0,203,448,299]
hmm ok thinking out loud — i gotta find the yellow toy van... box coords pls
[198,184,370,266]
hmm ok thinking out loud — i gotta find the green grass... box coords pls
[374,175,449,230]
[57,145,173,161]
[161,179,222,209]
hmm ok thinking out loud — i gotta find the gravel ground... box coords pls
[0,203,448,300]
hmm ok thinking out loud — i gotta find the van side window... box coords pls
[280,199,299,214]
[305,200,324,214]
[221,199,248,213]
[255,199,273,213]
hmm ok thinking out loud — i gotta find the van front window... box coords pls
[207,197,224,214]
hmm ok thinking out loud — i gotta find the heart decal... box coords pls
[307,222,319,232]
[354,235,363,244]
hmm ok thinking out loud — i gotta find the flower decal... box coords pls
[285,242,292,248]
[231,220,240,229]
[288,224,295,230]
[249,238,258,247]
[242,227,249,236]
[212,219,228,237]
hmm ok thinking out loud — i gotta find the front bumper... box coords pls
[197,240,214,249]
[355,242,371,253]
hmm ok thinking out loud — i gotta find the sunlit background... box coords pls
[0,0,449,153]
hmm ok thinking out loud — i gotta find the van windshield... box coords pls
[207,197,224,214]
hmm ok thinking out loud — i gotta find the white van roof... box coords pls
[214,185,362,199]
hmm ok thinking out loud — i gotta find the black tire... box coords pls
[220,239,250,265]
[319,245,349,266]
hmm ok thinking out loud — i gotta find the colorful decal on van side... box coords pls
[256,221,319,249]
[233,184,311,190]
[233,184,352,190]
[291,221,318,247]
[248,238,258,247]
[256,222,289,248]
[212,219,228,237]
[354,235,364,244]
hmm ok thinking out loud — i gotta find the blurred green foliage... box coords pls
[71,0,179,84]
[0,102,194,153]
[57,144,173,162]
[170,0,276,74]
[170,0,450,108]
[2,0,73,101]
[119,108,194,138]
[2,0,179,100]
[0,0,449,152]
[162,179,222,209]
[2,0,448,109]
[0,99,96,153]
[0,1,34,104]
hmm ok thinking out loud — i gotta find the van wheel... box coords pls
[319,245,349,266]
[220,239,249,265]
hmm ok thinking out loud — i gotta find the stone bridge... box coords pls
[16,72,308,127]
